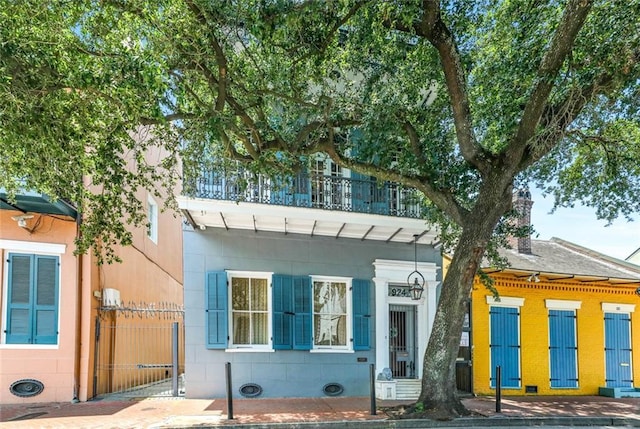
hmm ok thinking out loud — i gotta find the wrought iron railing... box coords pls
[184,168,425,219]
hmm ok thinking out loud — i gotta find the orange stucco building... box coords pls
[1,183,183,404]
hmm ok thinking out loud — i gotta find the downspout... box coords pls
[72,214,83,403]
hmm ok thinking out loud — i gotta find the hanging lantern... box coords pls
[407,235,425,300]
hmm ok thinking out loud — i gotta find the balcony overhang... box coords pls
[178,197,439,245]
[0,189,78,219]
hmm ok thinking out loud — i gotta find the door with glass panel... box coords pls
[389,304,417,378]
[310,157,345,210]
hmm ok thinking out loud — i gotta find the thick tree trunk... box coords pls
[411,183,513,419]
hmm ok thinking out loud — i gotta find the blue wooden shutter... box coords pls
[549,310,578,388]
[490,306,521,388]
[370,179,389,215]
[33,256,59,344]
[206,271,228,349]
[350,172,369,213]
[352,279,371,350]
[604,312,633,388]
[293,276,312,350]
[272,275,293,349]
[292,172,311,207]
[6,254,33,344]
[349,130,372,214]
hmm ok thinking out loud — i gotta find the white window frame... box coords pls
[1,240,65,349]
[226,271,273,351]
[310,275,352,352]
[147,196,158,243]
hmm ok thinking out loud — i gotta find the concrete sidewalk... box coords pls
[1,395,639,428]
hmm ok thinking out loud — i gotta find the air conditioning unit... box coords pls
[102,288,121,307]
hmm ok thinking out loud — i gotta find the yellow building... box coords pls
[468,191,640,398]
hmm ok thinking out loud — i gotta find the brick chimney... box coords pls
[509,188,533,254]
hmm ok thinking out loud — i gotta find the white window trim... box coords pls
[546,299,582,310]
[147,196,158,243]
[0,239,66,254]
[1,248,63,348]
[601,303,635,313]
[486,296,524,307]
[310,275,353,352]
[226,271,273,351]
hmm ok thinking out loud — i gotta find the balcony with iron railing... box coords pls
[183,168,425,220]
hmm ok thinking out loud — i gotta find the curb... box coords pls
[154,416,640,429]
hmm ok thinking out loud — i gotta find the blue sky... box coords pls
[529,187,639,260]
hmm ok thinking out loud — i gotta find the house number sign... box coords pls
[388,285,412,298]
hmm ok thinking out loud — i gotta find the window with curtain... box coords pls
[230,275,269,347]
[312,278,350,349]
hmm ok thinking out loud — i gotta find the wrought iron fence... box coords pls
[185,168,425,219]
[94,308,184,399]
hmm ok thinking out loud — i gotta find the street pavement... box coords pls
[1,395,638,428]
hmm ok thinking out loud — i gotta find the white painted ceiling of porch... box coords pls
[177,197,439,245]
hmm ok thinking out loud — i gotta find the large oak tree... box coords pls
[2,0,639,418]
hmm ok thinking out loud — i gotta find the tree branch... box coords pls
[293,0,370,64]
[322,140,468,225]
[411,1,488,175]
[184,0,228,112]
[403,121,428,166]
[508,0,593,162]
[519,72,615,170]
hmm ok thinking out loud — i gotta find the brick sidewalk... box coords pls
[1,395,638,428]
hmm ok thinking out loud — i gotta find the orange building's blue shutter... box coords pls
[6,254,59,345]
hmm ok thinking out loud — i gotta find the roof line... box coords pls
[549,237,640,275]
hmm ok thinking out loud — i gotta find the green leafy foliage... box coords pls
[2,0,639,414]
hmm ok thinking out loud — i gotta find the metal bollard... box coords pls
[172,322,179,397]
[225,362,233,420]
[369,364,376,415]
[495,365,502,413]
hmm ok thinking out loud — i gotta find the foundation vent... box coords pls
[10,379,44,397]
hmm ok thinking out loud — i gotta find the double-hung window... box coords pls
[229,272,271,349]
[206,272,370,352]
[312,276,351,350]
[4,253,60,345]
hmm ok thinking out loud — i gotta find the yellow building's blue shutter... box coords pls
[489,306,520,388]
[604,313,633,388]
[549,310,578,388]
[206,271,228,349]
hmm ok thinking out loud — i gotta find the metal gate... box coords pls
[389,304,417,378]
[93,307,185,398]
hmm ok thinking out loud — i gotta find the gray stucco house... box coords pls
[178,157,441,400]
